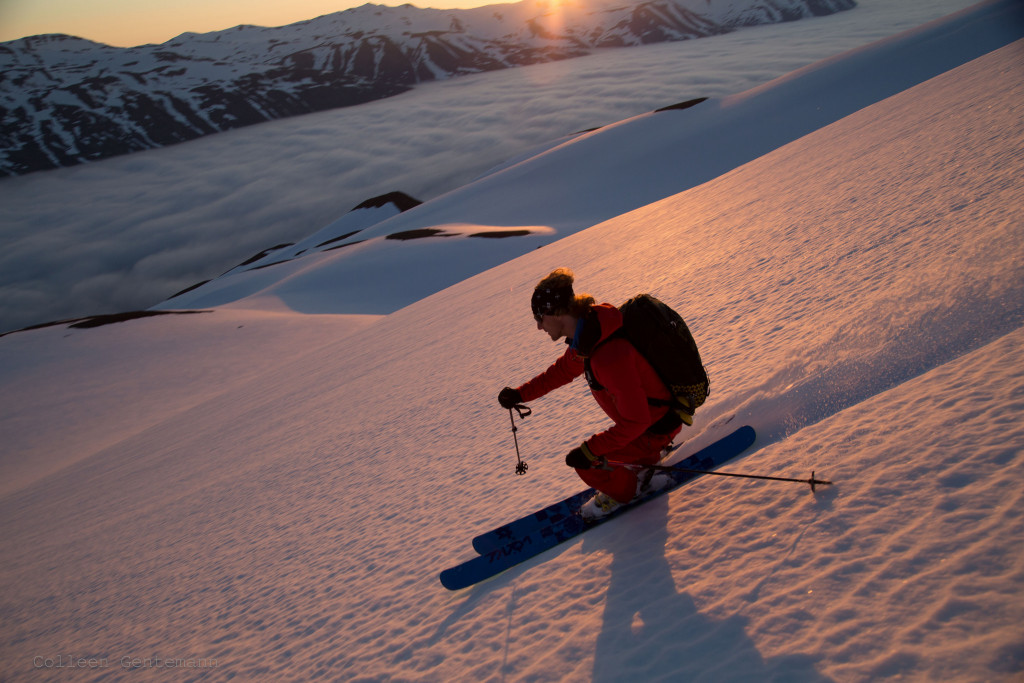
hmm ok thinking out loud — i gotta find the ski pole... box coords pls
[605,459,833,492]
[509,404,531,475]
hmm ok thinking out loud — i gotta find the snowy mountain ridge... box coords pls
[0,0,855,176]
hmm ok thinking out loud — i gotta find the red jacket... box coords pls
[516,303,672,457]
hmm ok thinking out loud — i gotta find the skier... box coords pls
[498,268,687,519]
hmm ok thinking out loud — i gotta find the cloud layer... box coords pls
[0,0,977,333]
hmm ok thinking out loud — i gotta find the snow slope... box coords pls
[1,15,1023,683]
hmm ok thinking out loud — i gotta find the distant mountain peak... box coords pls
[0,0,855,177]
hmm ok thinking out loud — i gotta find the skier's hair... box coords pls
[535,268,595,317]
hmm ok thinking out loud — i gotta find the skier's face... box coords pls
[536,313,568,342]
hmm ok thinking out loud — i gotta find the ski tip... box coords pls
[732,424,756,449]
[439,568,467,591]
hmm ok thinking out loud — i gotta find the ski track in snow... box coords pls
[1,33,1022,681]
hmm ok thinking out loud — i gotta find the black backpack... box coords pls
[586,293,709,431]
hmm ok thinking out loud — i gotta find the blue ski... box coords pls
[440,425,755,591]
[472,425,754,555]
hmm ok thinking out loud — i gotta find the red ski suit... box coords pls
[517,303,682,503]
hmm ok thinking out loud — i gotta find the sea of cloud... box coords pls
[0,0,979,334]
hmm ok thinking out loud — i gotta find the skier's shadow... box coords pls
[583,497,834,682]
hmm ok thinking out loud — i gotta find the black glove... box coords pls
[498,387,523,409]
[565,444,604,470]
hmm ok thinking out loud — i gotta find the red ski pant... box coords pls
[576,429,679,504]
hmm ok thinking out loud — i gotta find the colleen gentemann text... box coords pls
[34,654,219,670]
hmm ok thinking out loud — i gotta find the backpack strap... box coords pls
[583,333,686,434]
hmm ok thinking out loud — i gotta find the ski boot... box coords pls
[580,491,622,521]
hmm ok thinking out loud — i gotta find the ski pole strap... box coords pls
[509,404,531,475]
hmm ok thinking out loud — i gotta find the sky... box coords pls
[0,0,487,46]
